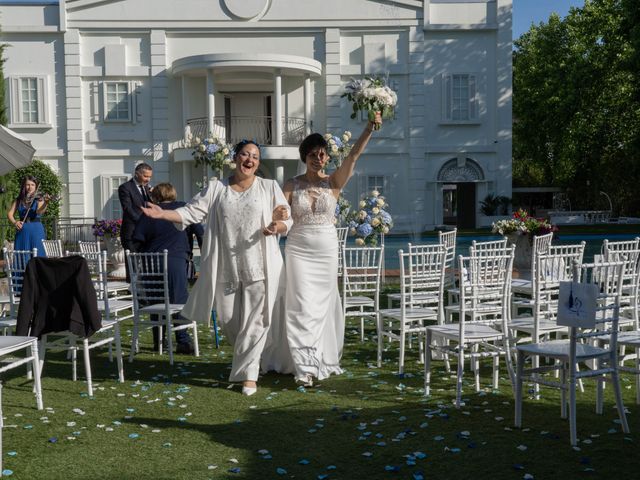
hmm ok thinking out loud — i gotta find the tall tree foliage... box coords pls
[513,0,640,214]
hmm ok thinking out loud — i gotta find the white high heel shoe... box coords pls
[296,374,313,388]
[242,385,257,396]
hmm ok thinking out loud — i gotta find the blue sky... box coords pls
[513,0,586,39]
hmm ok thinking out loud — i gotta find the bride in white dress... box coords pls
[262,113,382,385]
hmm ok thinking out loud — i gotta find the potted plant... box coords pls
[491,209,557,269]
[92,219,125,277]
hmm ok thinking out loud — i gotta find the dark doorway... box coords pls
[457,182,476,229]
[442,183,476,229]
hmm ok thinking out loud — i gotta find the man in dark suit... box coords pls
[118,163,153,254]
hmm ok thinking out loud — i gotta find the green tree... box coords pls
[513,0,640,215]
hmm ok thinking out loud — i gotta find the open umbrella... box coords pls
[0,125,36,175]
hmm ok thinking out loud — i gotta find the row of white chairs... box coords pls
[341,232,639,445]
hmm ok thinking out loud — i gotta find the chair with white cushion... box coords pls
[511,233,555,300]
[342,245,383,342]
[378,245,446,374]
[514,260,630,446]
[425,246,515,407]
[127,250,199,365]
[0,248,38,334]
[17,255,124,396]
[438,228,457,289]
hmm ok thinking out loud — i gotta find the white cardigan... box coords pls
[175,177,291,324]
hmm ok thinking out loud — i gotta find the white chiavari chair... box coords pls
[377,245,446,374]
[425,246,515,408]
[514,260,630,446]
[127,250,199,365]
[342,245,383,342]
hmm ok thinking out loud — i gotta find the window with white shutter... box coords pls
[442,73,479,123]
[8,76,50,127]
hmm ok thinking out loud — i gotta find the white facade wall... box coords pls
[1,0,512,232]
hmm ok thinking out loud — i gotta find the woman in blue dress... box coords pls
[7,175,49,256]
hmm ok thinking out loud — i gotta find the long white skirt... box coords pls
[284,224,344,381]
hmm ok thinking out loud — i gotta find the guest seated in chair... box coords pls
[133,182,195,354]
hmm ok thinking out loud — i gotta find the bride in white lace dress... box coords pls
[261,113,382,385]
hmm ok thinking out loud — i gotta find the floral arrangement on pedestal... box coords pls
[342,76,398,130]
[334,194,351,226]
[191,135,235,176]
[347,190,393,246]
[92,219,122,238]
[324,131,352,168]
[92,219,126,277]
[491,209,557,238]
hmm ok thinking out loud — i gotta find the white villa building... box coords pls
[1,0,512,231]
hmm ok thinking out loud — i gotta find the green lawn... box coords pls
[2,320,638,479]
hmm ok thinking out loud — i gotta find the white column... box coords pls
[276,165,284,186]
[206,69,215,136]
[304,74,311,135]
[274,70,282,146]
[182,163,191,200]
[181,76,190,142]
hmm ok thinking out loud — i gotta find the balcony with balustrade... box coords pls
[184,115,307,147]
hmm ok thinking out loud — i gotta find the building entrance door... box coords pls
[457,182,476,229]
[442,182,476,229]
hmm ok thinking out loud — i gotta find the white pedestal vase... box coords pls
[105,237,127,278]
[506,233,532,273]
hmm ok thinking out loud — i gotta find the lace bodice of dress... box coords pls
[291,177,337,226]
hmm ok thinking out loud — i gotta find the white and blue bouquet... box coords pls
[192,135,234,173]
[324,130,352,168]
[334,193,352,226]
[347,190,393,246]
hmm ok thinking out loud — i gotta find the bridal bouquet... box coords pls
[192,135,235,173]
[324,130,352,168]
[347,190,393,246]
[342,76,397,130]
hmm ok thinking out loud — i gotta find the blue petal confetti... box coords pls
[128,433,140,439]
[2,469,13,476]
[276,467,287,475]
[299,459,310,465]
[385,465,400,472]
[6,451,17,457]
[228,467,241,474]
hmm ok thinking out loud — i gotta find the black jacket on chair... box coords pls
[16,256,102,338]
